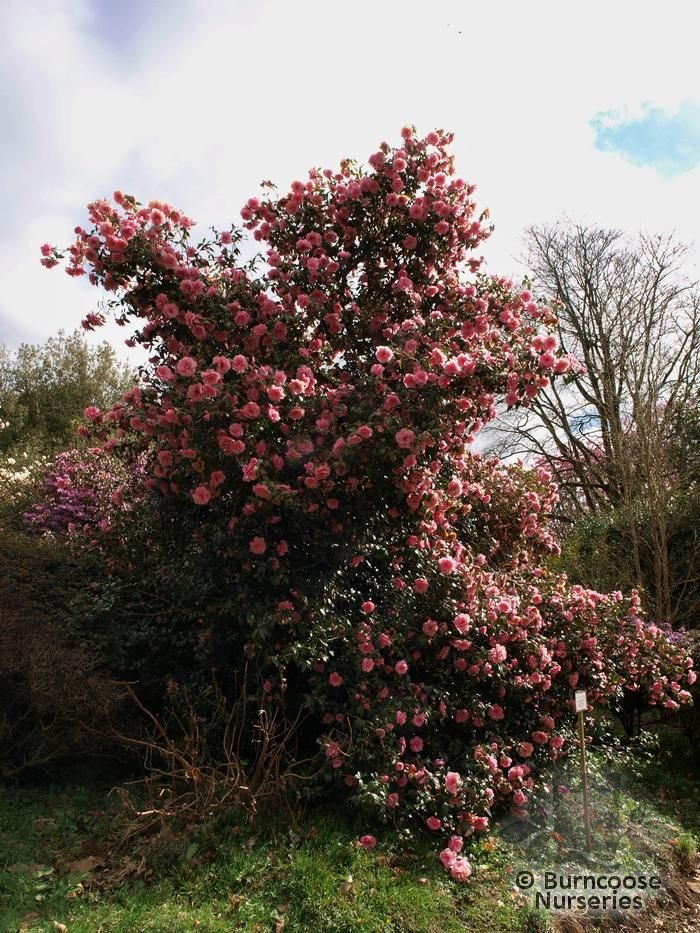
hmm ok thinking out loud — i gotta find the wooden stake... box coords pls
[577,708,592,851]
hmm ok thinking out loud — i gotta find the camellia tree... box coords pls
[42,127,694,878]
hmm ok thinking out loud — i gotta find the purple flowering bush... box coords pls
[23,447,136,537]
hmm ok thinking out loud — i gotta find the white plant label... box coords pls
[575,690,588,712]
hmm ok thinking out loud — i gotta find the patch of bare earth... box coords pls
[553,851,700,933]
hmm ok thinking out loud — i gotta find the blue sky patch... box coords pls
[590,100,700,178]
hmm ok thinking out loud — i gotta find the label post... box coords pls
[575,689,592,851]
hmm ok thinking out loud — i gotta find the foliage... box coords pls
[0,329,134,456]
[0,447,49,531]
[558,485,700,631]
[0,524,126,779]
[668,390,700,485]
[42,126,695,874]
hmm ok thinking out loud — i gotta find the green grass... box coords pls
[2,732,699,932]
[0,786,533,933]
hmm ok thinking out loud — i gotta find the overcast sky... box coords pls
[2,0,700,359]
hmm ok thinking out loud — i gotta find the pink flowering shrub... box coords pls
[43,127,694,878]
[23,446,138,538]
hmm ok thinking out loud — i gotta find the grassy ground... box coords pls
[1,734,699,933]
[0,786,536,933]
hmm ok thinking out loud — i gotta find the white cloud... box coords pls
[2,0,700,357]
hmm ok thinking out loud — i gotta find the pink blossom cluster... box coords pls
[23,446,137,539]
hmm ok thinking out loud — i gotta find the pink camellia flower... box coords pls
[328,672,343,687]
[409,736,424,752]
[438,556,457,573]
[361,658,375,673]
[240,401,261,419]
[426,816,441,831]
[220,436,245,456]
[487,704,505,721]
[395,427,416,449]
[513,789,528,807]
[175,356,197,377]
[359,834,377,850]
[231,354,248,373]
[361,600,375,614]
[439,847,456,868]
[191,485,211,505]
[249,536,267,555]
[156,365,175,382]
[450,856,472,882]
[413,577,429,594]
[84,405,101,421]
[448,835,464,853]
[376,346,394,363]
[445,771,462,795]
[472,816,489,832]
[518,742,534,758]
[532,730,549,745]
[488,645,507,664]
[395,660,409,675]
[386,793,399,808]
[201,369,222,387]
[550,735,565,749]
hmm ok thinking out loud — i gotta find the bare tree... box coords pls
[488,220,700,623]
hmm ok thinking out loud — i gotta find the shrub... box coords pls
[0,527,125,779]
[0,444,49,530]
[113,676,321,840]
[0,611,126,779]
[22,446,138,538]
[43,126,694,875]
